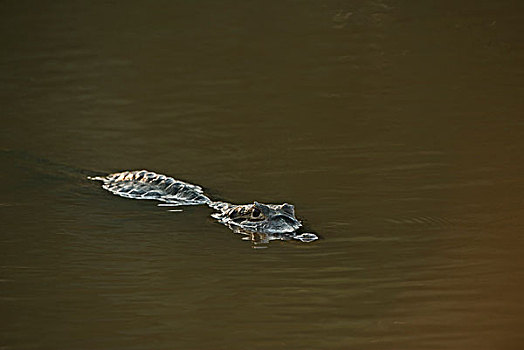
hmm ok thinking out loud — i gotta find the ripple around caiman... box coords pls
[89,170,319,244]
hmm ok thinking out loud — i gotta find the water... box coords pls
[1,1,524,349]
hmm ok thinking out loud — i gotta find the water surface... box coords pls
[1,1,524,349]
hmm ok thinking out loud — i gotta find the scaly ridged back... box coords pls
[90,170,211,206]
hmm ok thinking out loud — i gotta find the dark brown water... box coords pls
[2,1,524,349]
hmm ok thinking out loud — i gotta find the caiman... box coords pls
[89,170,319,244]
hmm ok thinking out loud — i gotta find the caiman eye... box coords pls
[252,208,261,218]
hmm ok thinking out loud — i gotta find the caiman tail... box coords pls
[89,170,212,206]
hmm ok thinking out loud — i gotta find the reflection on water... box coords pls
[1,1,524,349]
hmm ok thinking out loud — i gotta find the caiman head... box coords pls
[216,201,302,234]
[210,201,319,243]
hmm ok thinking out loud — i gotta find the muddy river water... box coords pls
[1,1,523,349]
